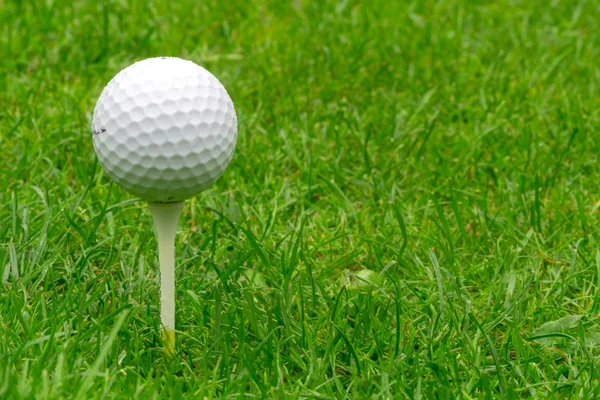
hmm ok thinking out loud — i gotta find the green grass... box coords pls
[2,0,600,397]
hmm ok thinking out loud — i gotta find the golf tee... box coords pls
[148,201,185,357]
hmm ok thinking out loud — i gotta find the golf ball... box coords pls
[91,57,237,202]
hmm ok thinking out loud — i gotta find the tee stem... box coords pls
[148,201,184,358]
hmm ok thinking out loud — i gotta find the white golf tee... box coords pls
[148,201,184,357]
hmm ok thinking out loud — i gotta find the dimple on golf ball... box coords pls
[91,57,238,202]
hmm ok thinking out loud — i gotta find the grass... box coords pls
[1,0,600,397]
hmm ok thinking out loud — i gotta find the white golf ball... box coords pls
[91,57,237,202]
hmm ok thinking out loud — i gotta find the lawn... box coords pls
[2,0,600,398]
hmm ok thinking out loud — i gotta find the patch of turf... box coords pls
[2,0,600,397]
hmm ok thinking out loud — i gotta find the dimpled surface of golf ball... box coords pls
[91,57,237,202]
